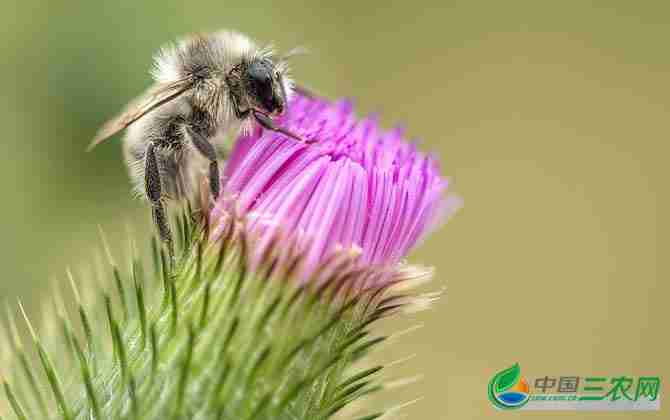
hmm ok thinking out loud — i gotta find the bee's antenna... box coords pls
[281,46,310,61]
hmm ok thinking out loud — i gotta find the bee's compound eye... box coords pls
[247,60,272,90]
[247,59,281,113]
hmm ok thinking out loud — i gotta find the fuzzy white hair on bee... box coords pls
[89,29,310,259]
[151,31,266,83]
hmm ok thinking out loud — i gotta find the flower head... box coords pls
[212,95,457,277]
[2,97,457,420]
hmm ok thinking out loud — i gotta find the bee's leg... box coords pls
[152,205,173,262]
[230,93,250,120]
[252,110,306,143]
[145,142,174,260]
[277,72,290,113]
[185,126,220,200]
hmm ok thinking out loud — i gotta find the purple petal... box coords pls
[213,94,457,281]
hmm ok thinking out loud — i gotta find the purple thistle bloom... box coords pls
[211,95,457,278]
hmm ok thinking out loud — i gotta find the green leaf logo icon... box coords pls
[488,363,530,410]
[495,363,521,393]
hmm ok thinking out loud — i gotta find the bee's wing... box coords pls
[87,78,195,151]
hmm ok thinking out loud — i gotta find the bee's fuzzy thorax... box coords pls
[152,31,260,83]
[150,30,294,132]
[121,30,295,207]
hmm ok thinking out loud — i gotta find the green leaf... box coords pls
[494,363,521,393]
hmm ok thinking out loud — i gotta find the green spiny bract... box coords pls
[1,208,433,420]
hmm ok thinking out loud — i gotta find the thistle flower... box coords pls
[1,95,457,420]
[213,95,456,278]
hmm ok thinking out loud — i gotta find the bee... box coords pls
[89,30,307,257]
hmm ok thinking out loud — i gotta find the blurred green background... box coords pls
[1,0,667,418]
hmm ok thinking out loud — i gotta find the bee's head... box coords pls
[244,58,287,115]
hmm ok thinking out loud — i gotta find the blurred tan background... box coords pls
[1,0,667,418]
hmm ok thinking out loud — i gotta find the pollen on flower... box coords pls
[212,94,458,278]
